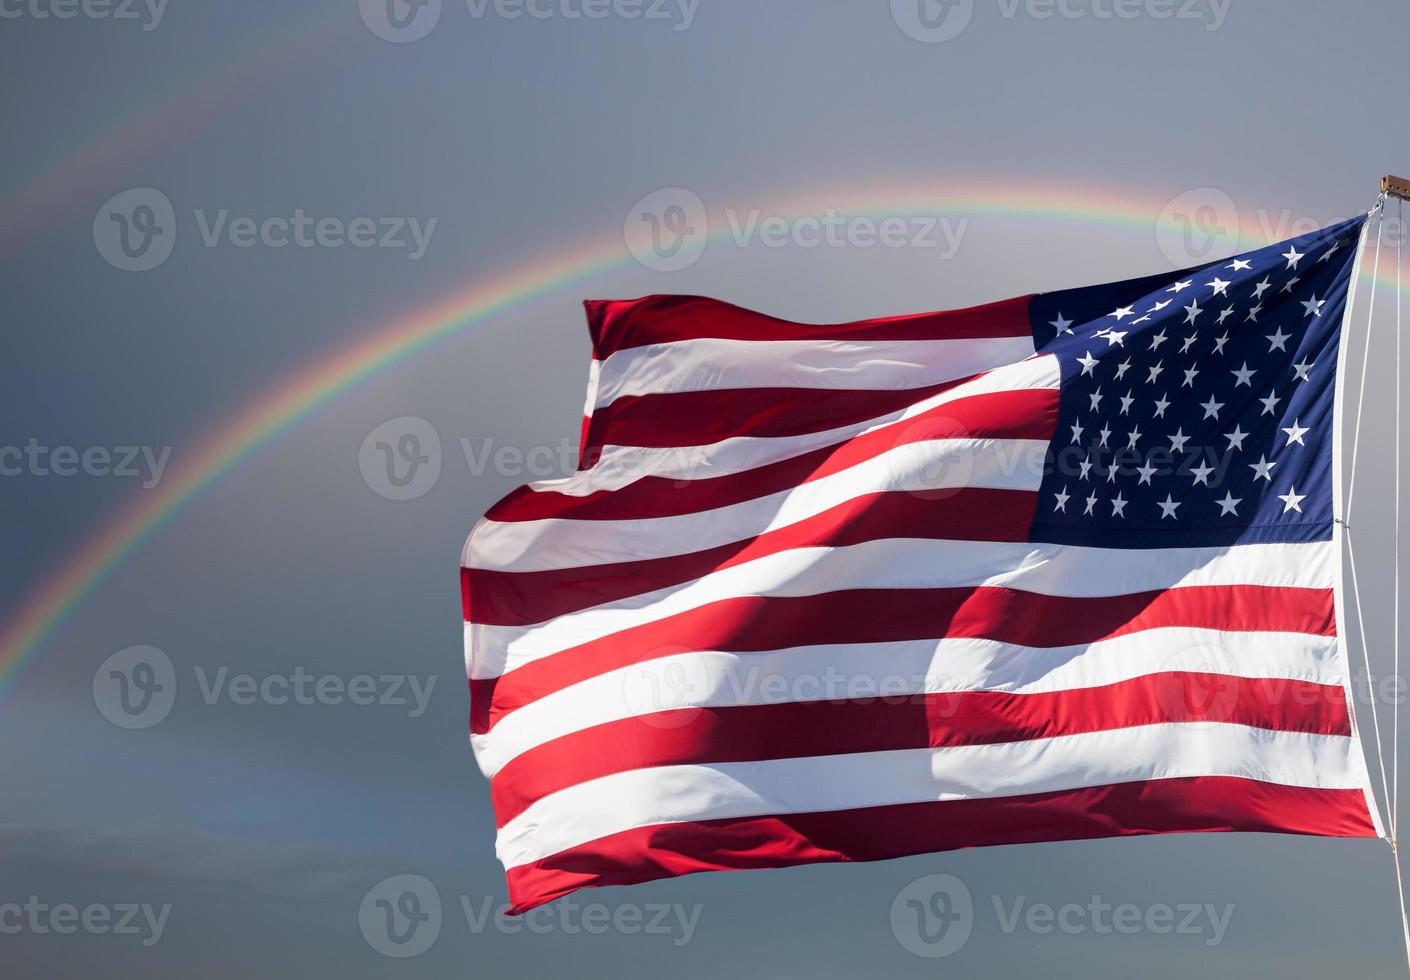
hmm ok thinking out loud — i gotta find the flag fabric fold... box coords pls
[462,215,1382,913]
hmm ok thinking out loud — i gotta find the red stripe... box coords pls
[485,386,1058,525]
[503,776,1375,913]
[469,585,1336,733]
[466,487,1037,626]
[587,375,995,451]
[585,294,1035,360]
[490,674,1354,825]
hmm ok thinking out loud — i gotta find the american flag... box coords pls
[462,215,1382,913]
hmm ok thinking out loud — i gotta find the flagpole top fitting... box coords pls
[1381,175,1410,202]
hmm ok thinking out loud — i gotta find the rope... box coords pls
[1396,196,1403,838]
[1349,531,1395,837]
[1348,206,1386,518]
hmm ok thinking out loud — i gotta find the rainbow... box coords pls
[1,180,1399,694]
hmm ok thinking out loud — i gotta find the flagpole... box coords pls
[1353,176,1410,973]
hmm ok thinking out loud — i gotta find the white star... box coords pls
[1292,359,1315,382]
[1181,335,1199,354]
[1319,241,1343,263]
[1190,460,1216,485]
[1079,456,1093,480]
[1282,245,1305,269]
[1278,486,1307,513]
[1119,391,1135,415]
[1053,487,1070,512]
[1231,363,1255,387]
[1104,330,1128,347]
[1266,327,1292,352]
[1245,303,1263,323]
[1213,332,1231,355]
[1183,366,1200,388]
[1051,312,1074,335]
[1151,299,1173,312]
[1114,359,1132,380]
[1228,258,1253,272]
[1150,330,1169,351]
[1280,276,1302,294]
[1089,389,1104,411]
[1169,428,1190,453]
[1157,494,1181,519]
[1111,493,1128,518]
[1098,425,1112,448]
[1302,295,1326,318]
[1253,277,1272,299]
[1136,459,1158,485]
[1126,426,1142,449]
[1224,425,1248,452]
[1207,277,1231,297]
[1148,361,1165,384]
[1250,454,1277,482]
[1111,305,1135,320]
[1070,420,1085,444]
[1084,492,1099,515]
[1217,306,1235,325]
[1260,391,1282,415]
[1152,394,1171,418]
[1282,419,1310,446]
[1184,300,1203,324]
[1167,280,1193,293]
[1077,351,1099,375]
[1217,492,1242,516]
[1200,394,1224,419]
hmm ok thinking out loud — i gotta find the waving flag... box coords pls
[462,215,1383,912]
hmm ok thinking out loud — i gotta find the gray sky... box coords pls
[6,0,1410,976]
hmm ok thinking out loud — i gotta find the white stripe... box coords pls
[472,628,1343,777]
[593,335,1036,406]
[467,437,1047,572]
[495,723,1363,868]
[466,538,1334,679]
[504,354,1060,499]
